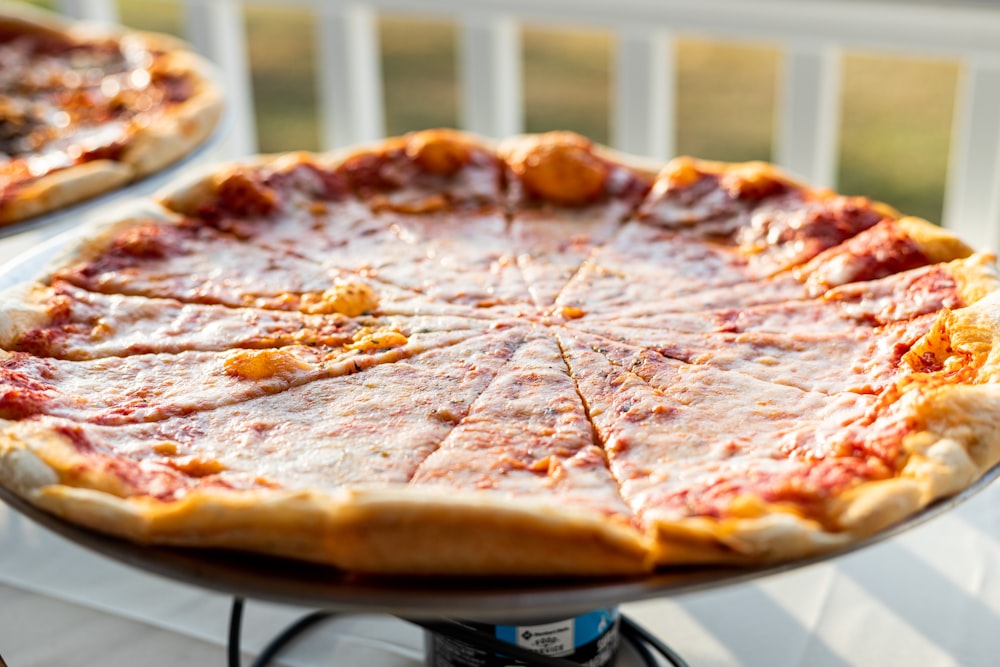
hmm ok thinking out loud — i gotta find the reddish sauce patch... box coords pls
[56,222,193,287]
[750,195,885,258]
[0,359,56,419]
[825,221,932,284]
[212,170,280,218]
[338,149,406,194]
[53,423,235,501]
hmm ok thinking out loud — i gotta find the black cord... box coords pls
[620,615,692,667]
[228,596,690,667]
[249,610,334,667]
[229,597,245,667]
[228,597,335,667]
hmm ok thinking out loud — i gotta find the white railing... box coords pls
[56,0,1000,251]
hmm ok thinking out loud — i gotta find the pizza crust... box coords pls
[0,282,51,340]
[29,484,654,576]
[0,418,651,575]
[0,161,134,225]
[118,49,224,178]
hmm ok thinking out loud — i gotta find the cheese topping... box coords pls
[223,349,315,380]
[300,281,378,316]
[346,327,408,352]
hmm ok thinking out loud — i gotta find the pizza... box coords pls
[0,3,222,225]
[0,128,998,577]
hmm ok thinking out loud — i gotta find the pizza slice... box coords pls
[570,317,937,395]
[585,252,998,334]
[570,249,995,398]
[0,279,494,360]
[0,326,536,573]
[349,133,531,310]
[41,205,492,318]
[556,329,887,563]
[560,208,972,320]
[407,330,648,573]
[499,133,654,309]
[0,325,484,424]
[158,130,534,314]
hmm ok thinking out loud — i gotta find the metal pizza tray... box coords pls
[1,464,997,622]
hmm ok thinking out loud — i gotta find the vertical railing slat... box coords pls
[316,4,385,150]
[459,15,523,138]
[943,58,1000,252]
[181,0,257,157]
[774,44,842,188]
[612,28,674,161]
[56,0,119,24]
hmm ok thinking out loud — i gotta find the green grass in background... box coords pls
[18,0,959,223]
[839,54,958,223]
[522,25,611,143]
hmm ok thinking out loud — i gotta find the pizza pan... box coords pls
[1,463,996,622]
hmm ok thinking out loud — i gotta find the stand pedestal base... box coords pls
[227,598,690,667]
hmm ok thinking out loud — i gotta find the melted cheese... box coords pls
[223,349,315,380]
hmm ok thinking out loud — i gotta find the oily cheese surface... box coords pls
[0,4,223,225]
[0,129,999,577]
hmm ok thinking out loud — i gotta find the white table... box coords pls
[0,211,998,667]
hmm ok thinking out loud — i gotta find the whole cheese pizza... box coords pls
[0,3,222,225]
[0,129,998,577]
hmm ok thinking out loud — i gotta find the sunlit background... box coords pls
[25,0,959,224]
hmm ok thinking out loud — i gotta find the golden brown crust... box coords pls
[949,251,1000,306]
[30,486,653,576]
[498,132,659,207]
[0,161,133,225]
[894,216,974,264]
[0,419,651,575]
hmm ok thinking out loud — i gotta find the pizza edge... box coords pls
[644,288,1000,567]
[0,5,224,225]
[0,419,652,575]
[116,46,225,178]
